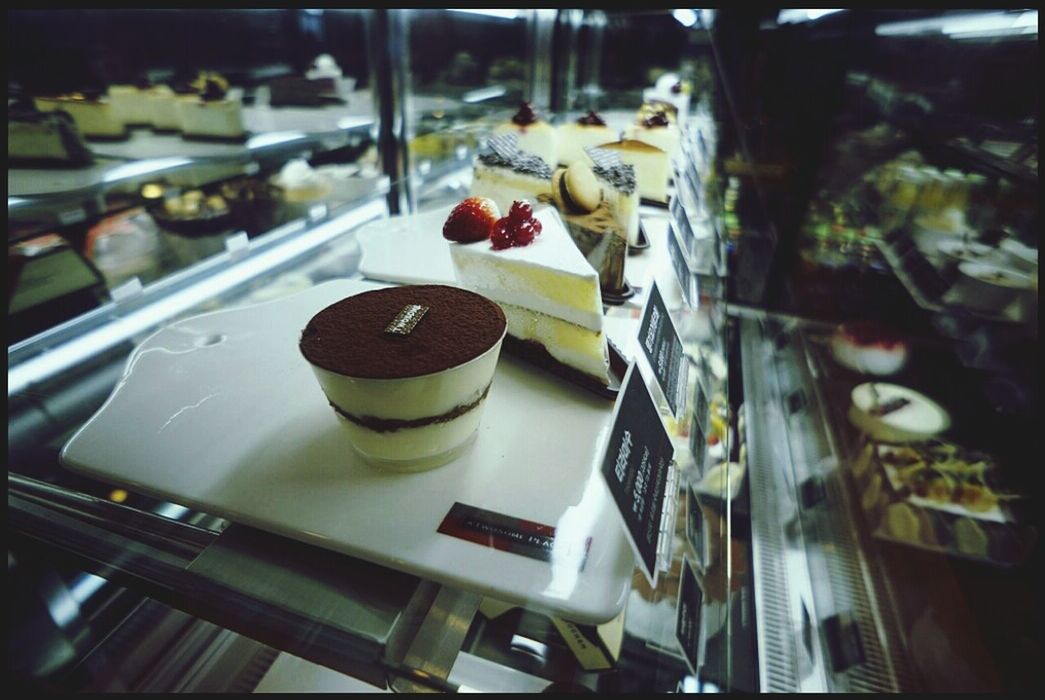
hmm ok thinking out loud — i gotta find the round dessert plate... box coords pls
[60,279,634,625]
[848,382,951,443]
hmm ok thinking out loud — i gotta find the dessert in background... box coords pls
[446,198,612,389]
[306,53,355,100]
[33,89,127,140]
[107,79,154,127]
[469,133,553,214]
[145,84,184,132]
[624,107,682,162]
[220,176,289,236]
[830,321,909,376]
[268,65,345,107]
[8,101,93,165]
[492,102,557,169]
[147,187,232,237]
[556,111,616,166]
[643,74,691,126]
[271,158,334,217]
[176,77,246,140]
[847,382,950,443]
[85,207,163,287]
[299,284,506,470]
[595,138,671,204]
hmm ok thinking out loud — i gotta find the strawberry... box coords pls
[442,197,501,243]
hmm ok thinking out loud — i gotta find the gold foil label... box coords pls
[384,304,429,336]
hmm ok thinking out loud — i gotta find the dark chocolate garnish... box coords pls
[479,133,552,179]
[201,79,227,102]
[586,147,637,195]
[642,111,670,128]
[576,110,606,126]
[869,396,911,417]
[511,101,539,126]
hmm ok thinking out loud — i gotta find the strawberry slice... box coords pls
[443,197,501,243]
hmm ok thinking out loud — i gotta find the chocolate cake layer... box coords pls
[328,382,492,433]
[300,285,506,379]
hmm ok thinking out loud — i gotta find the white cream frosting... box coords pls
[449,206,604,331]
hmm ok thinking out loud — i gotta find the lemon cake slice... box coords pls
[447,202,610,387]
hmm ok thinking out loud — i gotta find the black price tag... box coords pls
[666,222,694,308]
[690,414,706,477]
[600,362,676,587]
[692,379,709,435]
[637,282,689,419]
[685,487,705,565]
[675,556,704,676]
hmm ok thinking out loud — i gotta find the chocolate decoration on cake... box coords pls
[384,304,430,336]
[642,111,670,128]
[577,110,607,126]
[480,133,553,178]
[329,383,492,433]
[300,285,506,379]
[511,101,539,126]
[586,147,638,195]
[200,79,227,102]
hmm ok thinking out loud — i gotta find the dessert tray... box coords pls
[61,279,635,624]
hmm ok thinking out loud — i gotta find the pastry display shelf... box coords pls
[7,116,375,233]
[738,313,915,693]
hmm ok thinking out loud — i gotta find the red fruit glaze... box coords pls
[443,197,500,243]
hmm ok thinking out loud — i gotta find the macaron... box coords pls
[552,162,602,214]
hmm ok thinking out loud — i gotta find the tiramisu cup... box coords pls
[300,285,506,471]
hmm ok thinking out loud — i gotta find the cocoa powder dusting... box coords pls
[299,285,506,379]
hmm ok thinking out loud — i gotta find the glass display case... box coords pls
[7,8,1039,694]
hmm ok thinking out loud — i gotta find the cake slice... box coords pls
[556,111,617,166]
[469,133,552,214]
[586,147,640,246]
[594,139,670,204]
[447,202,611,388]
[492,102,557,169]
[176,78,246,140]
[34,90,127,140]
[624,108,681,162]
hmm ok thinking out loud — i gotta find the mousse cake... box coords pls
[492,102,557,170]
[300,284,507,470]
[445,198,612,389]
